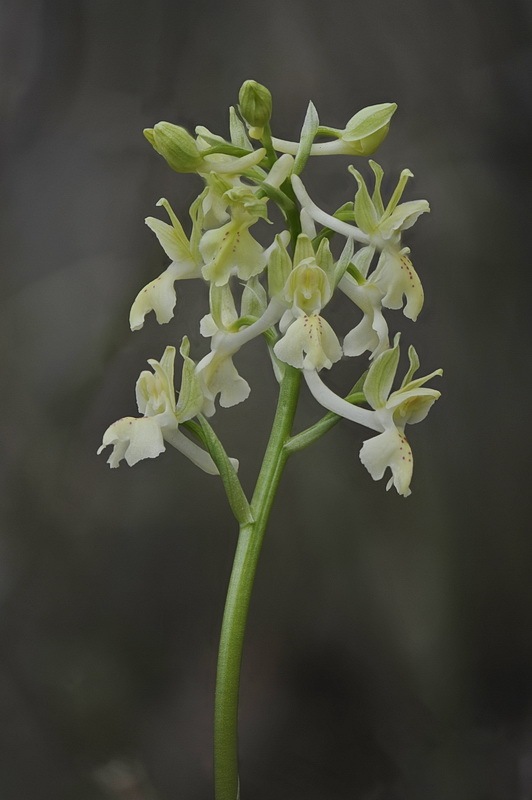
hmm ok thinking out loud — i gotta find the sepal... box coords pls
[175,337,205,421]
[145,198,193,262]
[349,167,380,233]
[363,334,401,410]
[241,276,268,319]
[268,234,293,298]
[294,101,319,175]
[229,106,253,150]
[293,233,315,265]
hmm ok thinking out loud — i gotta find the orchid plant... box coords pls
[98,80,442,799]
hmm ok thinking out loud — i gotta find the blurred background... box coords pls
[1,0,532,797]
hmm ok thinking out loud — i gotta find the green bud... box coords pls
[238,80,272,128]
[342,103,397,156]
[144,122,203,173]
[343,103,397,141]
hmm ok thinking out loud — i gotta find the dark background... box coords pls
[2,1,532,798]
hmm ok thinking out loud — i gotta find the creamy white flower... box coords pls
[200,212,266,287]
[130,199,201,331]
[274,312,342,371]
[98,343,228,473]
[292,165,429,322]
[348,164,428,320]
[304,337,442,496]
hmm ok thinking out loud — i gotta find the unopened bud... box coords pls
[342,103,397,156]
[143,122,203,173]
[238,80,272,128]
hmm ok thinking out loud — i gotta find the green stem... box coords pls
[285,391,366,454]
[214,366,301,800]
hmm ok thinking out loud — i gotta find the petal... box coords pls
[216,358,251,409]
[285,262,331,314]
[363,334,400,410]
[344,315,386,359]
[274,314,342,371]
[308,316,343,370]
[388,388,441,426]
[136,346,177,418]
[273,316,309,369]
[129,262,195,331]
[97,417,165,468]
[359,427,413,497]
[340,277,389,358]
[197,352,250,414]
[379,199,430,239]
[371,248,424,321]
[200,223,266,286]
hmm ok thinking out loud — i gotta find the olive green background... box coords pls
[2,0,532,798]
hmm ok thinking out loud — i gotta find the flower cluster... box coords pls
[99,80,441,496]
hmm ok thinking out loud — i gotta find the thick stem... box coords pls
[214,366,301,800]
